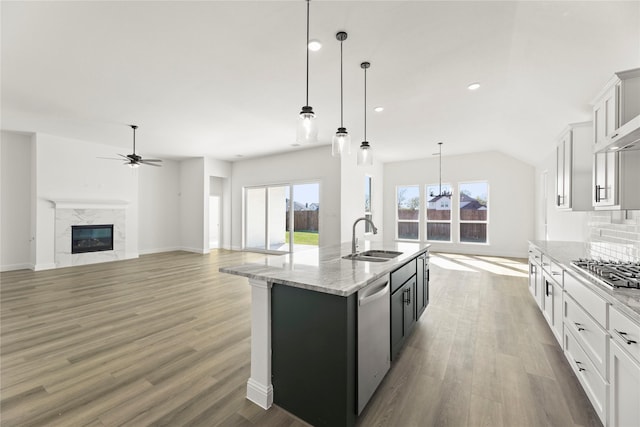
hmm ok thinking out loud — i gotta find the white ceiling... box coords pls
[2,1,639,165]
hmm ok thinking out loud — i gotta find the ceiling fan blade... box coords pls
[139,160,162,167]
[141,159,162,163]
[117,153,131,160]
[98,157,124,161]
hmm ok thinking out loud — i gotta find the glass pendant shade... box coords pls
[332,127,351,157]
[296,106,318,144]
[129,162,140,169]
[357,141,373,166]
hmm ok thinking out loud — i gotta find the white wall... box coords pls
[179,158,206,253]
[230,146,341,250]
[534,150,589,241]
[1,131,32,270]
[340,153,384,244]
[384,151,534,258]
[138,159,181,254]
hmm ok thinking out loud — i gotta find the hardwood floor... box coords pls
[1,250,601,426]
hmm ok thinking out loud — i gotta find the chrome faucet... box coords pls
[352,217,378,255]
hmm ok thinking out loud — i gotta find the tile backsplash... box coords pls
[587,210,640,261]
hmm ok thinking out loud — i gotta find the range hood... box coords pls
[594,114,640,153]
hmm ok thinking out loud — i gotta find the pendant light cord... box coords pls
[438,142,443,196]
[363,66,367,141]
[305,0,310,106]
[340,40,344,127]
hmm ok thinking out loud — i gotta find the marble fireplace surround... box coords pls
[52,199,128,268]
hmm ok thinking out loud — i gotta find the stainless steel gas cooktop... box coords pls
[571,259,640,290]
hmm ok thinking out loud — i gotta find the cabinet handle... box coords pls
[574,360,585,372]
[557,194,561,206]
[403,288,411,305]
[595,185,607,203]
[574,322,585,332]
[611,133,619,139]
[545,281,551,297]
[614,329,637,345]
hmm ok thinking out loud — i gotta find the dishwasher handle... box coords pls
[359,280,389,307]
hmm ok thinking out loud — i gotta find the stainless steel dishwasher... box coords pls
[357,274,391,414]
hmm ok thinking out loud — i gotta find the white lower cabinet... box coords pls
[609,340,640,427]
[609,306,640,427]
[542,269,563,345]
[527,244,640,427]
[565,328,608,425]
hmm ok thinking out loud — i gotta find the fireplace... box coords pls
[71,225,114,254]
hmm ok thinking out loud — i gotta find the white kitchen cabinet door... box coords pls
[609,340,640,427]
[593,150,618,208]
[593,83,619,146]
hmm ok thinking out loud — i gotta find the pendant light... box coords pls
[357,61,373,166]
[296,0,318,144]
[332,31,351,157]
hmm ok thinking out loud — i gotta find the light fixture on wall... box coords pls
[357,61,373,166]
[296,0,318,144]
[433,142,444,195]
[332,31,351,157]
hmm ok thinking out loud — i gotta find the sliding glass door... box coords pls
[244,182,319,253]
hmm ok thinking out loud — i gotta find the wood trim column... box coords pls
[246,278,273,409]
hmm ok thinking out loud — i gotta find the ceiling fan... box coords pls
[103,125,162,168]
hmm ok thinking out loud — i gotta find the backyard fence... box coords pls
[285,210,319,232]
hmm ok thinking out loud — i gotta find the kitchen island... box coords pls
[220,240,430,427]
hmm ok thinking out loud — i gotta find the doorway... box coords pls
[244,182,320,253]
[209,196,221,249]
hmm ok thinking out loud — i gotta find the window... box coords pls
[364,175,372,233]
[426,184,452,241]
[459,181,488,243]
[396,185,420,240]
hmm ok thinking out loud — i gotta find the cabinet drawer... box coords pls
[528,246,542,265]
[564,294,609,379]
[564,329,608,425]
[391,259,416,293]
[542,259,564,285]
[610,306,640,364]
[564,271,608,328]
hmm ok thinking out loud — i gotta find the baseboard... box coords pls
[246,378,273,410]
[32,263,56,271]
[138,247,181,255]
[179,246,209,255]
[0,263,32,272]
[125,252,139,260]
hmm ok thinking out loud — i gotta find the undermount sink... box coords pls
[342,250,402,262]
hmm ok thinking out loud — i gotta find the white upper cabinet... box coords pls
[592,68,640,149]
[591,68,640,210]
[556,122,593,211]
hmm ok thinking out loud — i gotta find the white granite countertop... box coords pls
[220,241,430,297]
[529,240,640,321]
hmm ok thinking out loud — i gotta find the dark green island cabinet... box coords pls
[391,251,429,360]
[271,251,430,427]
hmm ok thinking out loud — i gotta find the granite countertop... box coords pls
[529,240,640,321]
[220,241,430,297]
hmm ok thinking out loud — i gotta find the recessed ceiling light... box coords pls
[468,82,481,91]
[308,39,322,51]
[374,106,384,112]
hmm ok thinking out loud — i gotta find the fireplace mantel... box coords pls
[50,199,129,210]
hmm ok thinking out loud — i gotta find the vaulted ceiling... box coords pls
[2,1,639,165]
